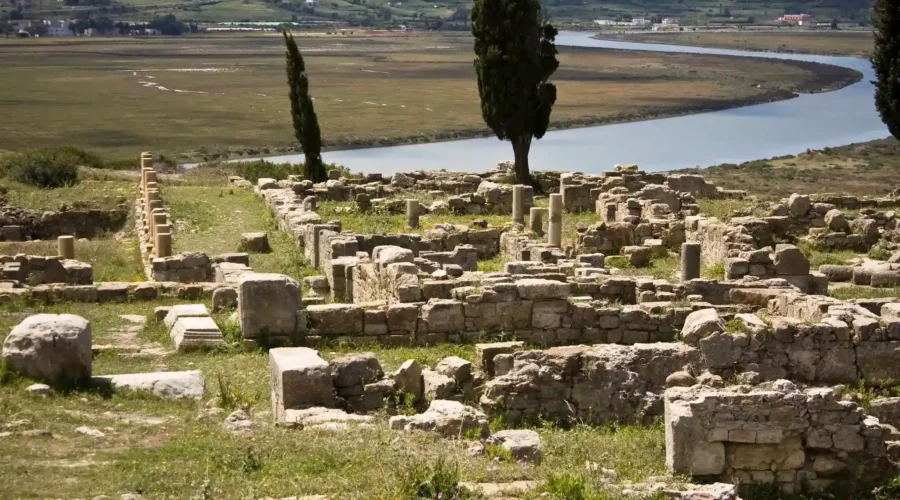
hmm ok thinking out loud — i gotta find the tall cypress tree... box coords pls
[873,0,900,139]
[283,30,327,184]
[471,0,558,191]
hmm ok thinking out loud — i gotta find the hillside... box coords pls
[1,0,875,28]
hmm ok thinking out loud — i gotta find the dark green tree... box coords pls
[873,0,900,140]
[282,29,326,184]
[471,0,558,190]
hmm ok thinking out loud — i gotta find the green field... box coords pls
[0,32,859,163]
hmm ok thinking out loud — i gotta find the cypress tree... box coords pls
[873,0,900,139]
[283,30,327,184]
[471,0,559,192]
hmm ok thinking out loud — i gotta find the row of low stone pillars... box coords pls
[140,152,172,258]
[512,185,562,248]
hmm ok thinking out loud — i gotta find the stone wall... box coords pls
[0,254,91,285]
[0,206,128,241]
[723,244,827,295]
[1,280,231,303]
[304,278,689,346]
[665,383,898,493]
[150,252,250,283]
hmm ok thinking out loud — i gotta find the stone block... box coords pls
[307,304,363,335]
[515,278,571,300]
[1,314,91,384]
[163,304,210,329]
[91,370,205,399]
[270,347,335,422]
[475,341,525,377]
[239,273,302,344]
[421,299,464,333]
[170,316,226,353]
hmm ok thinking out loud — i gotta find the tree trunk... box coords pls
[512,135,542,194]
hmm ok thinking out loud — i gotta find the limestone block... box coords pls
[857,342,900,383]
[393,359,423,399]
[515,278,571,300]
[239,273,302,343]
[387,303,419,333]
[239,232,271,253]
[423,369,455,399]
[436,356,472,383]
[307,304,363,335]
[270,347,335,422]
[1,314,92,384]
[91,370,205,399]
[665,389,726,475]
[421,299,464,333]
[163,304,210,329]
[623,246,652,267]
[170,316,226,353]
[475,341,525,377]
[774,244,810,275]
[486,429,543,464]
[788,193,811,217]
[212,287,238,312]
[330,352,383,389]
[825,209,850,233]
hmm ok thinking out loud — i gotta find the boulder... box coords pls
[666,371,697,388]
[486,429,543,464]
[825,209,850,233]
[2,314,91,384]
[623,246,652,267]
[423,369,455,399]
[680,309,725,345]
[773,244,809,275]
[389,399,489,438]
[330,353,383,388]
[787,194,810,217]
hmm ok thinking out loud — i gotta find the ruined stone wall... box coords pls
[0,254,91,285]
[304,278,686,346]
[150,252,250,283]
[665,384,897,492]
[0,206,128,241]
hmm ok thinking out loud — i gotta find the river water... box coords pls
[260,32,886,174]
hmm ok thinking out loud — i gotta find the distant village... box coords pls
[594,13,863,31]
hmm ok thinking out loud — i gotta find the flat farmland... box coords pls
[0,32,859,162]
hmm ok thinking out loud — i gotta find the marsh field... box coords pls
[0,31,860,162]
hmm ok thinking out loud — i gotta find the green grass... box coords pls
[317,200,512,235]
[165,184,317,282]
[797,241,857,268]
[830,286,900,301]
[611,253,680,281]
[0,238,145,282]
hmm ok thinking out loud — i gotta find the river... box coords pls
[259,32,887,174]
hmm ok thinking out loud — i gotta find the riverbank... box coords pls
[678,137,900,199]
[0,32,860,165]
[595,30,874,58]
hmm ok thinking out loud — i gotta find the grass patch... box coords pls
[477,255,506,273]
[701,260,725,280]
[0,177,132,211]
[317,200,511,236]
[797,241,856,268]
[165,185,317,282]
[830,286,900,301]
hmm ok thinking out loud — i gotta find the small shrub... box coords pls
[604,255,632,269]
[725,318,749,335]
[544,473,599,500]
[235,159,306,182]
[397,457,477,499]
[484,443,512,462]
[216,374,257,410]
[701,261,725,280]
[0,360,21,386]
[1,149,80,188]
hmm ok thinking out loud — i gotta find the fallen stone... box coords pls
[280,407,374,427]
[435,356,473,383]
[223,409,254,434]
[486,429,543,464]
[2,314,92,384]
[680,309,725,345]
[475,341,525,377]
[76,426,105,438]
[270,347,335,422]
[240,232,271,253]
[389,399,489,438]
[393,359,423,399]
[422,369,455,400]
[665,371,696,388]
[91,370,205,400]
[25,383,52,396]
[170,316,226,352]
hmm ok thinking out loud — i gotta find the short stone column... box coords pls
[140,152,152,170]
[680,242,701,282]
[406,199,420,229]
[155,231,172,258]
[152,212,167,242]
[512,184,525,225]
[529,207,543,235]
[57,235,75,259]
[144,170,158,187]
[303,196,317,212]
[548,193,562,247]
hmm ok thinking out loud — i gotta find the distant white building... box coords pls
[630,18,652,27]
[594,19,616,26]
[45,20,72,37]
[305,0,320,6]
[661,18,678,24]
